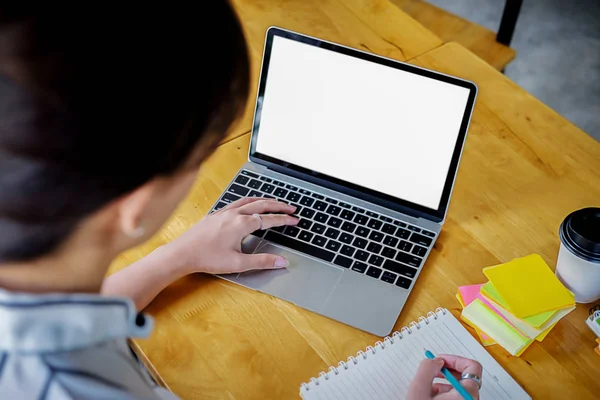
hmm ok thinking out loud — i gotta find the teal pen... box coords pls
[424,350,474,400]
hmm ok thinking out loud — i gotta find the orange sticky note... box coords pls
[483,254,575,318]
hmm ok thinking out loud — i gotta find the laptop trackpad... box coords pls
[235,242,343,312]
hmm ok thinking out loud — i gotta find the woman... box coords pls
[0,3,481,399]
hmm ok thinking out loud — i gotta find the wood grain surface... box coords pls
[391,0,515,71]
[223,0,443,143]
[108,39,600,400]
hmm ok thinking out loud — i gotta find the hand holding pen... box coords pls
[407,352,483,400]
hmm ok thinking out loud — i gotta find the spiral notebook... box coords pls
[300,309,531,399]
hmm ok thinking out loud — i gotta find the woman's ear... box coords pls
[117,181,158,240]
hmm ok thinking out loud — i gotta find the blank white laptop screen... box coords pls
[255,36,471,210]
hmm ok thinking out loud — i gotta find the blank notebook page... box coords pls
[300,309,530,400]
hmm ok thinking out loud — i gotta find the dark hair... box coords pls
[0,4,249,262]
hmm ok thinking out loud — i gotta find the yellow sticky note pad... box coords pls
[481,282,557,328]
[483,254,575,318]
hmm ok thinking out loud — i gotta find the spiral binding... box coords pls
[300,308,448,392]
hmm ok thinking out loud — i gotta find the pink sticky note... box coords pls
[458,284,484,306]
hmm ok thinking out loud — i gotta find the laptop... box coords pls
[209,27,477,336]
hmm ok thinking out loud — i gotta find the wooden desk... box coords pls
[223,0,442,143]
[109,42,600,399]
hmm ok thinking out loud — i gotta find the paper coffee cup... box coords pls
[556,207,600,303]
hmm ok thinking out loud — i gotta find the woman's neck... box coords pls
[0,231,116,294]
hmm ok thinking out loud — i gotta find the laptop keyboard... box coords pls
[210,170,437,290]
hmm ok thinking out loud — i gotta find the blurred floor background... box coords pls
[428,0,600,141]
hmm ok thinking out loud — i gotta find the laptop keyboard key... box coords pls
[312,193,324,200]
[340,210,355,221]
[354,214,368,225]
[380,216,393,223]
[352,206,365,213]
[300,208,315,219]
[340,245,355,257]
[274,188,288,198]
[356,227,370,237]
[261,184,275,194]
[395,252,422,268]
[383,235,399,247]
[284,226,300,237]
[381,247,397,259]
[339,233,353,244]
[264,231,334,262]
[310,223,326,234]
[341,221,356,233]
[251,230,266,238]
[235,175,249,185]
[395,276,412,289]
[241,170,258,178]
[352,261,367,273]
[412,245,427,257]
[325,228,340,240]
[315,212,328,223]
[382,223,396,234]
[422,230,435,237]
[290,204,302,216]
[407,225,421,232]
[298,231,313,242]
[384,259,418,278]
[367,219,382,230]
[366,266,382,279]
[366,211,379,218]
[314,200,328,211]
[325,198,338,204]
[272,225,285,233]
[272,180,285,187]
[312,235,327,247]
[355,250,369,261]
[228,184,249,196]
[248,179,262,189]
[395,228,410,239]
[259,177,272,183]
[298,219,312,230]
[326,205,341,216]
[214,201,227,211]
[326,240,341,252]
[398,240,413,252]
[339,202,351,209]
[368,255,384,267]
[222,192,241,203]
[334,255,352,268]
[300,196,314,207]
[367,242,382,254]
[285,184,298,191]
[369,231,384,242]
[381,271,397,284]
[248,190,262,197]
[353,238,368,249]
[327,217,342,228]
[409,233,433,247]
[286,192,301,202]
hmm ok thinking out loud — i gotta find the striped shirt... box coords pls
[0,289,179,400]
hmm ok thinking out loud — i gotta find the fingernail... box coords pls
[274,258,289,268]
[435,358,445,367]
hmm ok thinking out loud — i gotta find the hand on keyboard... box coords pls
[164,197,298,274]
